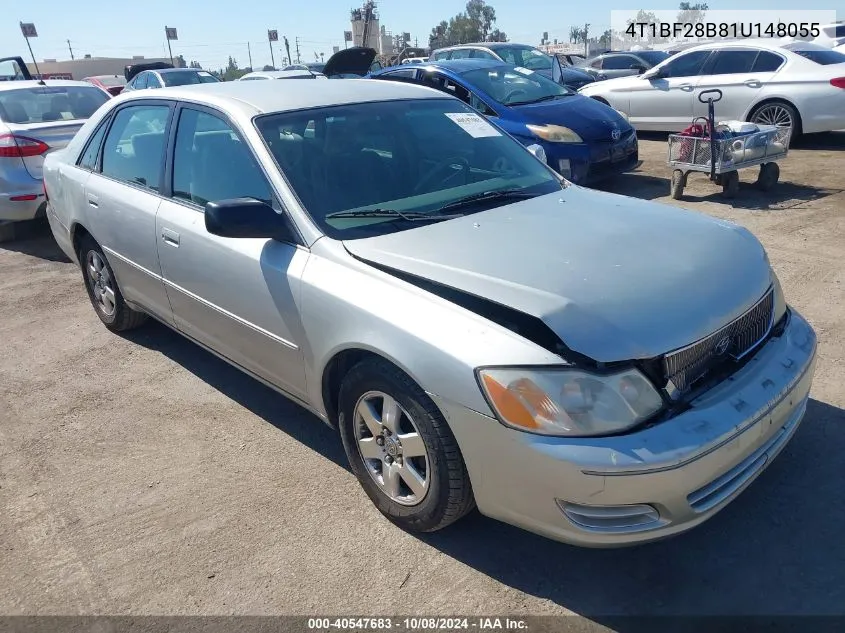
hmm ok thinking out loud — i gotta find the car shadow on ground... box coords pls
[121,320,349,470]
[415,397,845,620]
[598,170,840,211]
[117,318,845,619]
[0,220,71,263]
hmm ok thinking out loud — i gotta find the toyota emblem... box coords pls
[714,336,731,356]
[611,127,621,140]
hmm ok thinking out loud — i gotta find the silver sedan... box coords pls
[43,79,817,547]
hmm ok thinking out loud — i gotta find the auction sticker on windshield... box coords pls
[444,112,501,138]
[513,66,534,75]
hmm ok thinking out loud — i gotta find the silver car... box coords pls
[1,80,110,223]
[43,80,817,547]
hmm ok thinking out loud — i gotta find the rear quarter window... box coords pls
[0,85,109,123]
[787,48,845,65]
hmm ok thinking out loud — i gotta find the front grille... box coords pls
[664,287,775,392]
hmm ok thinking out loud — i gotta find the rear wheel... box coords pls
[750,101,801,145]
[78,235,147,332]
[338,357,475,533]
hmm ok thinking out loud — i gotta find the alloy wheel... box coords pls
[86,251,116,317]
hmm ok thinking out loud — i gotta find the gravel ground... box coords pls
[1,133,844,622]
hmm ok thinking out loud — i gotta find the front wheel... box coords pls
[338,358,475,533]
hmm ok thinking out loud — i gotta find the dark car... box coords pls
[123,67,220,91]
[371,59,639,185]
[322,47,383,78]
[585,50,671,80]
[430,43,596,90]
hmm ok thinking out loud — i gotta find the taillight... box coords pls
[0,134,50,158]
[831,77,845,89]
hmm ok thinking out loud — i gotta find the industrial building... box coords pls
[25,55,178,80]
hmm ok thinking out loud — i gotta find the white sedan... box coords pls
[579,41,845,136]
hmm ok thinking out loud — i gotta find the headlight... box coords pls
[526,124,583,143]
[477,366,663,436]
[614,108,629,122]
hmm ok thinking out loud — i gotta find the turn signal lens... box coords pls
[478,367,663,436]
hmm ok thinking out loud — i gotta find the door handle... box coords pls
[161,228,180,247]
[87,194,98,208]
[744,79,761,87]
[679,83,693,91]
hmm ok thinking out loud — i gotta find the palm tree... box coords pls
[569,26,581,43]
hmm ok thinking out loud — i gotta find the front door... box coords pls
[628,50,712,131]
[155,105,308,397]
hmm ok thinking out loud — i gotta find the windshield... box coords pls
[161,71,219,86]
[783,43,845,65]
[493,46,553,71]
[254,99,562,239]
[462,66,572,106]
[0,85,109,123]
[634,50,670,66]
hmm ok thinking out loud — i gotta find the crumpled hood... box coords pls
[510,95,632,142]
[343,187,772,362]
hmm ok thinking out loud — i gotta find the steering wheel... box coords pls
[503,89,528,103]
[414,156,469,194]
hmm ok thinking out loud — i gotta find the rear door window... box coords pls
[78,119,109,171]
[752,51,785,72]
[100,105,170,192]
[703,50,758,75]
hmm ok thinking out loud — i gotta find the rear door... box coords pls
[628,49,712,131]
[83,100,174,322]
[692,48,786,121]
[155,104,308,397]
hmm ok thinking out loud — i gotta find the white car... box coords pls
[579,41,845,136]
[783,21,845,49]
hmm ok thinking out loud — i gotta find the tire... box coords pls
[78,235,148,332]
[721,171,740,199]
[338,357,475,533]
[670,169,686,200]
[749,101,801,145]
[756,162,780,192]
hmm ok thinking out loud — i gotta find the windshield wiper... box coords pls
[436,188,539,214]
[509,94,567,105]
[325,208,462,221]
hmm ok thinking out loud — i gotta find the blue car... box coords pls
[369,59,640,185]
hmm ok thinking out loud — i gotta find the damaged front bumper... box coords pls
[433,308,817,547]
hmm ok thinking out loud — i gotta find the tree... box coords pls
[189,60,202,69]
[222,56,247,81]
[677,2,708,26]
[262,64,275,71]
[174,54,187,68]
[569,26,581,43]
[625,10,660,43]
[427,0,503,48]
[599,29,612,47]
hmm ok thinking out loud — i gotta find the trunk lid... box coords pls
[323,47,378,77]
[342,187,772,362]
[5,120,85,179]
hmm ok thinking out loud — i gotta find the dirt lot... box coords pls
[2,133,844,622]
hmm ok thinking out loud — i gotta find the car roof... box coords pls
[416,59,507,73]
[112,78,447,117]
[0,79,103,92]
[157,68,206,74]
[242,70,317,79]
[673,39,799,53]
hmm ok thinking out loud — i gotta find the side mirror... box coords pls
[526,143,547,163]
[642,68,663,80]
[205,198,295,241]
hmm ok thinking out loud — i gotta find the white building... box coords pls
[26,55,179,80]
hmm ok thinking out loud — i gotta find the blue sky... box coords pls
[4,0,841,71]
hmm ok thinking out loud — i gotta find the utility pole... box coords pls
[67,39,74,60]
[295,36,301,64]
[583,23,590,58]
[247,42,253,70]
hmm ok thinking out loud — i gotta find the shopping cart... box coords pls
[667,89,791,199]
